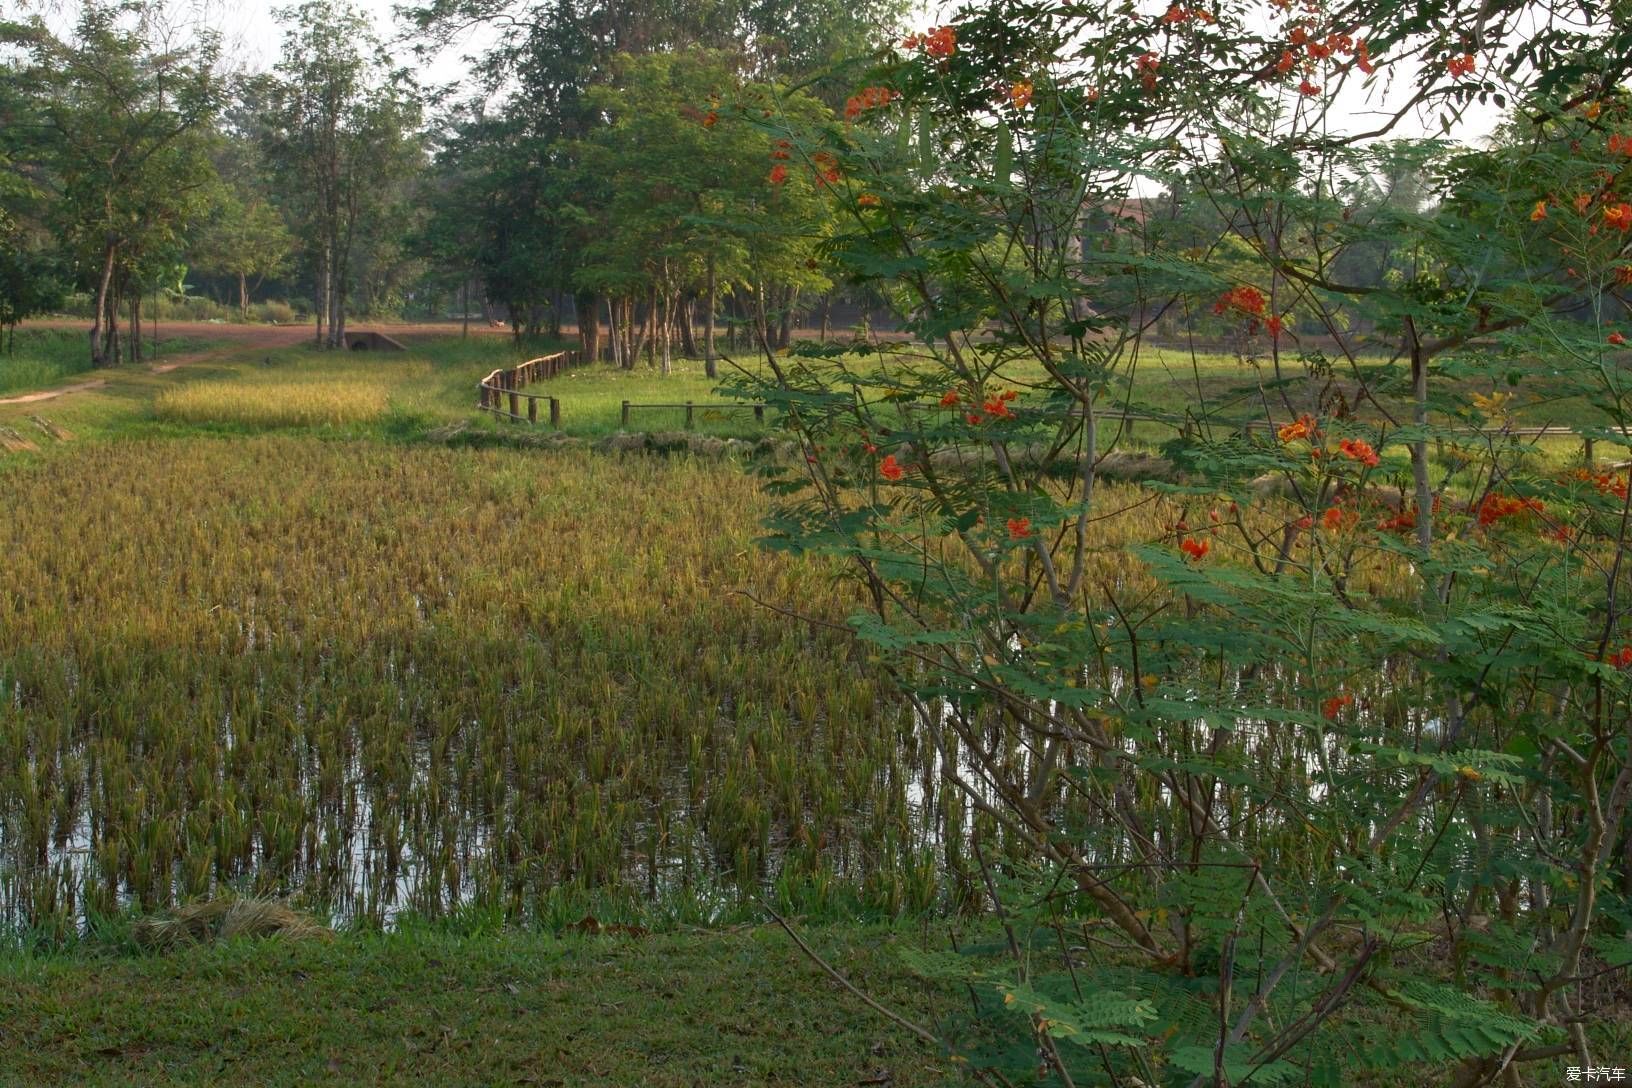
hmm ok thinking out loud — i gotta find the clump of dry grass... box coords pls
[154,380,388,428]
[133,898,331,949]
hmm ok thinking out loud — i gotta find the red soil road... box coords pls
[0,321,499,406]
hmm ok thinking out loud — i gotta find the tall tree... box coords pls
[262,1,421,348]
[3,2,222,366]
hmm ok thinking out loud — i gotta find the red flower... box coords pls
[857,193,881,207]
[982,397,1013,419]
[1605,203,1632,232]
[1265,314,1283,339]
[1447,53,1476,78]
[1298,79,1321,96]
[702,111,718,128]
[879,455,904,480]
[862,442,878,454]
[1275,50,1296,75]
[1008,80,1033,108]
[1000,389,1019,401]
[1321,506,1346,531]
[843,86,897,121]
[1355,39,1375,74]
[1213,285,1267,317]
[1136,52,1161,90]
[1007,517,1032,540]
[939,390,960,407]
[966,413,983,425]
[768,164,788,185]
[1609,134,1632,156]
[1338,437,1379,467]
[1179,536,1210,560]
[924,25,956,57]
[1476,494,1544,527]
[1611,332,1628,346]
[1321,693,1353,720]
[1295,515,1313,530]
[1277,414,1314,443]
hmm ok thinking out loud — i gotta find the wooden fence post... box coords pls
[510,390,520,418]
[685,401,694,429]
[528,396,538,424]
[1585,436,1595,463]
[621,400,631,428]
[550,397,561,429]
[754,405,764,424]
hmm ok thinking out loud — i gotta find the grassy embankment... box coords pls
[0,922,953,1087]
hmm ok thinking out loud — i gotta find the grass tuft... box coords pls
[132,899,332,950]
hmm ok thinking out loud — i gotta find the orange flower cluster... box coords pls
[1321,505,1349,531]
[770,139,792,161]
[965,390,1019,424]
[879,454,904,480]
[1611,332,1628,346]
[1601,646,1632,668]
[1355,40,1375,74]
[1338,437,1379,467]
[1136,52,1161,90]
[903,26,956,57]
[1160,4,1214,23]
[811,151,841,184]
[1530,200,1548,221]
[1007,517,1032,540]
[1446,53,1476,78]
[939,390,960,407]
[857,193,881,207]
[1265,314,1284,338]
[1276,26,1372,81]
[1008,80,1033,109]
[1179,536,1210,560]
[843,86,898,121]
[1214,284,1267,316]
[1609,134,1632,156]
[1321,693,1353,720]
[1476,493,1544,527]
[1573,467,1629,500]
[702,110,718,128]
[1277,414,1315,443]
[1377,496,1439,535]
[768,163,788,185]
[1604,202,1632,231]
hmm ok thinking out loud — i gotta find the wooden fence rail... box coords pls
[620,401,766,429]
[477,350,581,425]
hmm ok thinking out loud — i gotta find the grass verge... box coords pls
[0,922,949,1087]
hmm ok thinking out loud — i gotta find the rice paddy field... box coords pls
[0,324,1608,941]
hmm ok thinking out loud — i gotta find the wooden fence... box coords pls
[477,350,582,425]
[619,401,766,429]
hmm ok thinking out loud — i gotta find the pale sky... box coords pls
[20,0,1506,144]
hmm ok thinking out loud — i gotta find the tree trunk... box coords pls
[643,286,656,368]
[820,292,832,343]
[678,295,698,357]
[239,271,249,318]
[89,242,117,368]
[576,290,599,360]
[130,290,143,364]
[704,255,718,379]
[462,280,470,339]
[778,285,797,349]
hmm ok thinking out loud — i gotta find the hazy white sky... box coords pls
[25,0,1506,144]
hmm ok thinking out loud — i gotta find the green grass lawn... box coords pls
[0,923,953,1087]
[0,328,222,397]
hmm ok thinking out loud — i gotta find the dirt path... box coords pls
[0,321,495,407]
